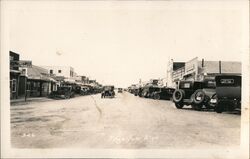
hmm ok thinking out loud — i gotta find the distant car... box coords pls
[49,86,75,99]
[134,87,143,97]
[151,87,175,100]
[172,81,203,110]
[80,86,90,95]
[118,88,123,93]
[101,85,115,98]
[214,75,241,113]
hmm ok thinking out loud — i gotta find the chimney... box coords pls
[219,61,221,74]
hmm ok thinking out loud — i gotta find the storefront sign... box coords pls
[10,60,32,67]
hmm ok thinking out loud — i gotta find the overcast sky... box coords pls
[8,1,245,87]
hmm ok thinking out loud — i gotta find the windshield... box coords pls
[58,87,70,91]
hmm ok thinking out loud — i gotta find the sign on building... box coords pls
[10,60,32,68]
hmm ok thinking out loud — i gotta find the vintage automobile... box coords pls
[141,85,161,98]
[214,75,241,113]
[151,87,175,100]
[80,86,90,95]
[101,85,115,98]
[135,87,143,97]
[191,78,217,110]
[118,88,123,93]
[172,81,203,109]
[49,86,75,99]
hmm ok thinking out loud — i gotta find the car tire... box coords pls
[192,104,202,111]
[173,90,185,103]
[175,102,184,109]
[154,93,161,100]
[193,90,205,105]
[215,102,223,113]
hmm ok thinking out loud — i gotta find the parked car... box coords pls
[80,86,90,95]
[118,88,123,93]
[151,87,175,100]
[141,85,161,98]
[191,78,217,110]
[49,86,75,99]
[136,87,143,97]
[172,81,203,109]
[214,75,241,113]
[101,85,115,98]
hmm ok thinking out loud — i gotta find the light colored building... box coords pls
[183,57,241,81]
[40,66,76,78]
[167,57,241,88]
[167,59,185,88]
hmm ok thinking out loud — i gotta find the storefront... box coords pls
[10,51,21,99]
[18,65,57,98]
[10,70,20,99]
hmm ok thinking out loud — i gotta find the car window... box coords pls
[179,83,191,89]
[216,76,241,87]
[204,80,216,88]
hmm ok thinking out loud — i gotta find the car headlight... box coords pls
[210,98,217,103]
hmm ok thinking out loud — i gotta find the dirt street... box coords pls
[11,92,240,148]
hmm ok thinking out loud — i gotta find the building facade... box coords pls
[167,59,185,88]
[167,57,241,88]
[40,66,76,78]
[10,51,21,99]
[19,65,57,98]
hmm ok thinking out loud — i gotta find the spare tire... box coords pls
[173,89,184,103]
[193,90,205,105]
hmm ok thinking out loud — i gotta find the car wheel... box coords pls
[173,90,184,103]
[215,103,223,113]
[65,95,70,99]
[175,102,184,109]
[154,93,161,100]
[193,90,205,105]
[192,104,202,111]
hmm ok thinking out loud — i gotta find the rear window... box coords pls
[220,79,234,84]
[216,76,241,87]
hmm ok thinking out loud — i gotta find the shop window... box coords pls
[12,79,16,92]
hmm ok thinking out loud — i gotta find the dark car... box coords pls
[49,86,75,99]
[118,88,123,93]
[80,86,90,95]
[141,85,161,98]
[191,78,217,110]
[172,81,203,109]
[101,85,115,98]
[151,87,175,100]
[214,75,241,113]
[136,87,143,97]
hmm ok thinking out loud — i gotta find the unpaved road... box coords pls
[11,92,240,148]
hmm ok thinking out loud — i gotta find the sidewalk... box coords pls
[11,97,53,105]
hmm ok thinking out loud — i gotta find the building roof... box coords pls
[200,61,241,74]
[22,65,56,82]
